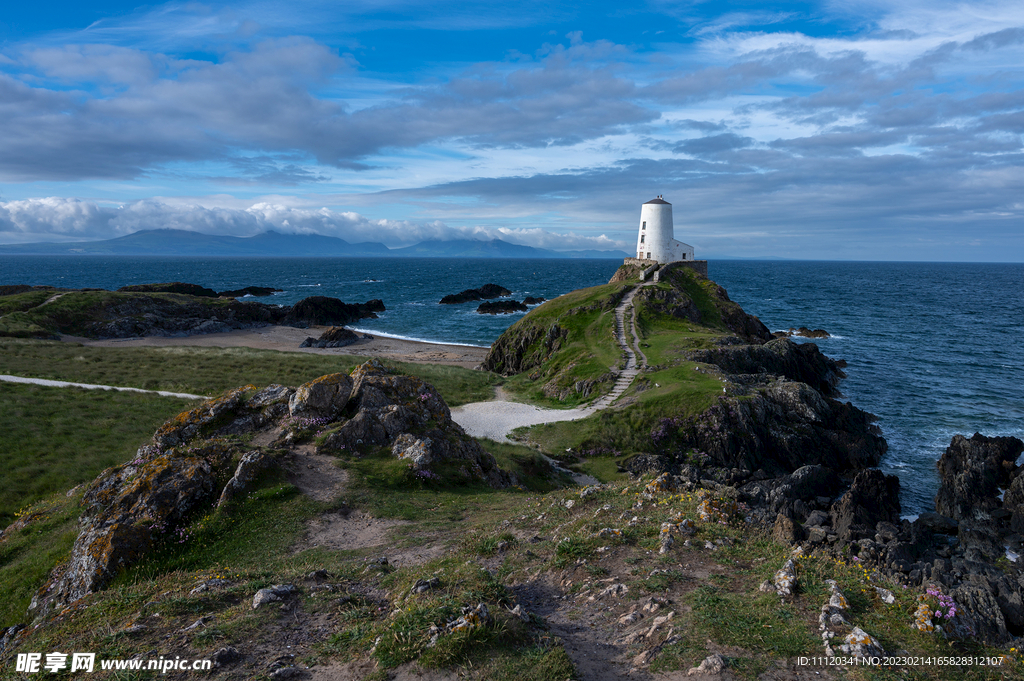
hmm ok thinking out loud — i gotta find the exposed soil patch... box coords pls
[284,444,350,504]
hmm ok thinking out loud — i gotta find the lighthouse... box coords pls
[635,196,693,264]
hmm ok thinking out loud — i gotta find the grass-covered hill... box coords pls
[2,267,1023,680]
[488,263,882,481]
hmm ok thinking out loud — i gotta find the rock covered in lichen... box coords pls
[316,360,513,488]
[289,373,353,421]
[31,440,236,617]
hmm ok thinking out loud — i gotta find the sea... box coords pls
[2,255,1022,515]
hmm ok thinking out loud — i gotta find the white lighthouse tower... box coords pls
[635,196,693,264]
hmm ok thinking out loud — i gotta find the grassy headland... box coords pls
[1,270,1020,680]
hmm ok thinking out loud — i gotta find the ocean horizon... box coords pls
[2,255,1022,515]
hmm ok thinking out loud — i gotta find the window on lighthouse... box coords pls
[641,222,646,230]
[640,234,645,244]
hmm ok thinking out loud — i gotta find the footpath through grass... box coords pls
[0,339,500,406]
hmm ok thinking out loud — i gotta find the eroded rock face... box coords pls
[673,381,886,477]
[830,469,901,542]
[935,433,1023,522]
[687,338,845,397]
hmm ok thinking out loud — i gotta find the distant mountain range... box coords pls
[0,229,629,259]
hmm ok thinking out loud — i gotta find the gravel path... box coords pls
[0,374,204,400]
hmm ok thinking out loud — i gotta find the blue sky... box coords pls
[1,0,1022,260]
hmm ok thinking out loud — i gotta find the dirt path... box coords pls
[279,441,450,568]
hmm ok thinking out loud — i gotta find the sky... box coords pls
[0,0,1022,260]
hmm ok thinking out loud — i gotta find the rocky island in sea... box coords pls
[1,262,1022,678]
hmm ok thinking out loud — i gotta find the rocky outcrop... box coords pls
[289,373,353,421]
[280,296,385,327]
[738,431,1024,647]
[523,296,546,305]
[316,361,512,489]
[774,327,830,339]
[299,326,364,348]
[0,285,387,339]
[935,433,1023,523]
[687,338,846,397]
[119,282,282,298]
[668,380,886,477]
[477,300,528,314]
[30,439,237,617]
[439,284,511,304]
[28,365,512,620]
[829,469,901,541]
[119,282,220,297]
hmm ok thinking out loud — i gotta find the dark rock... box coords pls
[289,373,354,421]
[118,282,219,297]
[317,360,513,489]
[830,469,901,542]
[218,286,281,298]
[217,451,275,508]
[283,296,384,327]
[439,284,511,304]
[915,512,959,535]
[0,624,25,652]
[30,440,235,618]
[674,382,886,477]
[299,326,361,348]
[935,433,1023,522]
[958,522,1004,563]
[477,300,528,314]
[950,579,1009,643]
[807,526,828,544]
[523,296,546,305]
[687,338,846,397]
[804,510,829,527]
[781,327,831,338]
[621,454,674,477]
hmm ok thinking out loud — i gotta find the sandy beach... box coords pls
[63,325,491,369]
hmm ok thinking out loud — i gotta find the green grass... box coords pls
[517,365,722,457]
[634,312,722,366]
[0,382,196,527]
[0,339,500,406]
[496,282,629,407]
[0,491,82,628]
[119,470,321,582]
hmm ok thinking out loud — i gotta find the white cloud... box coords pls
[0,197,629,251]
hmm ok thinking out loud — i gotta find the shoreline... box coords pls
[62,325,491,370]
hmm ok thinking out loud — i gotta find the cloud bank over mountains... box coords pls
[0,0,1022,260]
[0,197,623,251]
